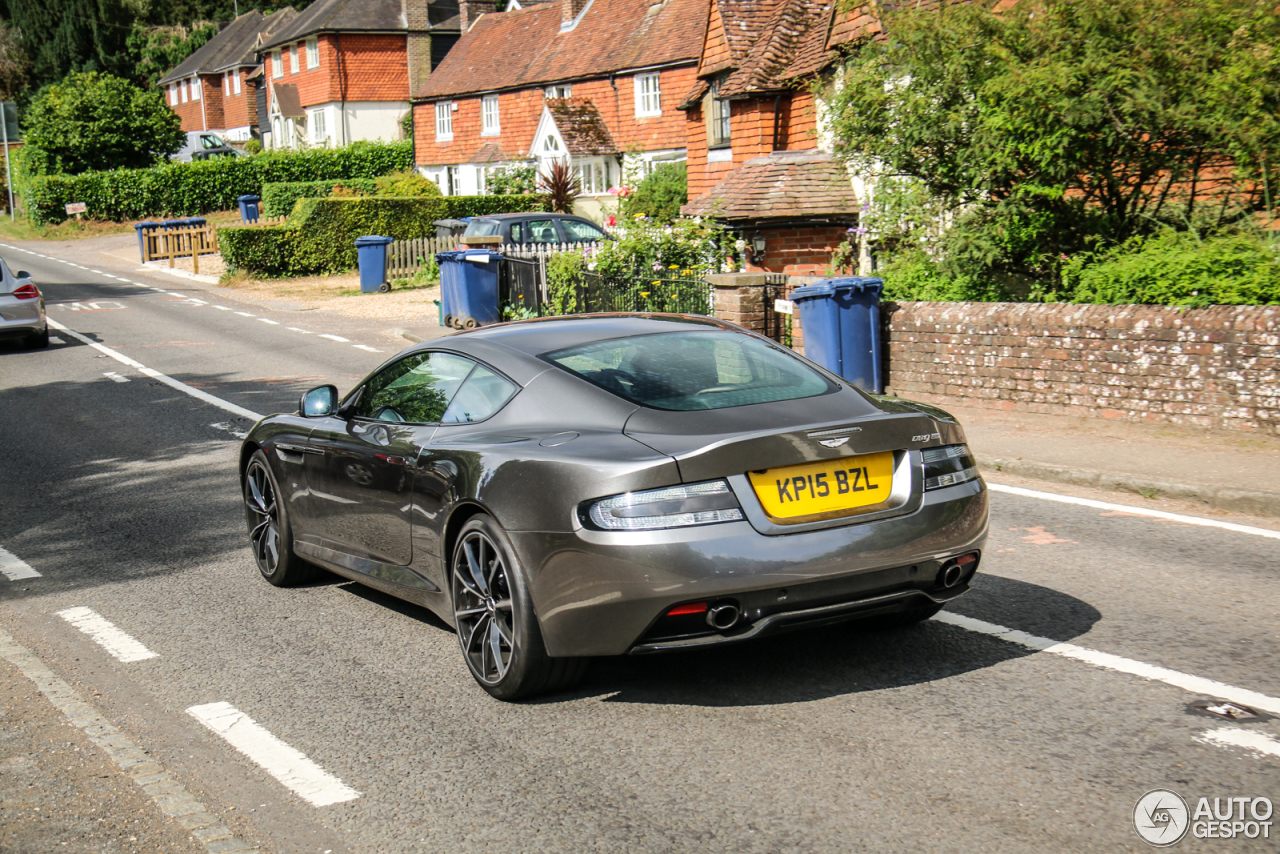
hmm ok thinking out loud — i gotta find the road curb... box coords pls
[976,455,1280,519]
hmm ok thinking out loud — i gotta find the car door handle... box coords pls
[375,453,409,465]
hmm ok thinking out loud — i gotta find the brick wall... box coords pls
[685,91,820,199]
[415,66,696,167]
[884,303,1280,436]
[220,70,255,129]
[743,225,848,275]
[267,33,409,113]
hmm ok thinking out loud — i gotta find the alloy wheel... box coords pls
[244,460,281,576]
[452,530,516,684]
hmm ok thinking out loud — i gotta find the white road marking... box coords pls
[286,327,312,333]
[258,318,280,325]
[319,334,349,343]
[235,311,255,317]
[352,345,382,353]
[48,336,64,345]
[186,298,208,305]
[55,607,158,663]
[47,319,262,422]
[0,546,40,580]
[213,305,232,311]
[987,482,1280,541]
[936,611,1280,716]
[186,702,360,807]
[167,292,186,298]
[210,422,249,439]
[103,371,130,383]
[1200,727,1280,759]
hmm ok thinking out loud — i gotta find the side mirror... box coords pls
[300,384,338,417]
[16,271,30,280]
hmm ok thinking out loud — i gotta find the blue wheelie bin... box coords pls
[790,277,884,392]
[237,195,261,223]
[133,221,160,261]
[355,235,394,293]
[435,249,501,328]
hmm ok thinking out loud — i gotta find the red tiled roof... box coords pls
[470,142,516,163]
[546,97,618,155]
[414,0,708,100]
[681,150,858,219]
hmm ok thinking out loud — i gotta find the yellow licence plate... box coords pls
[747,451,895,523]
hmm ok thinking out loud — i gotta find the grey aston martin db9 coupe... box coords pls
[240,315,988,700]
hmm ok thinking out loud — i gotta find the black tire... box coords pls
[443,313,453,328]
[450,514,588,701]
[243,450,315,586]
[462,317,479,330]
[24,326,49,349]
[378,282,391,293]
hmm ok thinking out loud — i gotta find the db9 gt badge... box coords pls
[818,437,849,449]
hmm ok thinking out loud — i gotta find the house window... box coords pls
[223,74,230,96]
[291,43,300,74]
[306,37,319,69]
[575,158,609,194]
[435,102,453,140]
[169,85,178,106]
[545,84,571,99]
[481,95,500,135]
[180,81,188,103]
[191,78,201,101]
[635,72,661,117]
[271,51,283,78]
[310,109,328,144]
[542,134,560,154]
[708,79,731,148]
[233,73,241,95]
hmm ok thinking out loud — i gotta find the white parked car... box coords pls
[0,259,47,349]
[172,131,244,163]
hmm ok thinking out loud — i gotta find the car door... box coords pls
[303,351,478,566]
[559,218,608,244]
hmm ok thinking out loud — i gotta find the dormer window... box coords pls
[545,84,571,100]
[543,135,560,153]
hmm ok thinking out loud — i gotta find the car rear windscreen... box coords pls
[463,220,501,237]
[543,331,836,411]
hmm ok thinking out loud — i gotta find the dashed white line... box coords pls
[213,305,232,311]
[167,292,186,298]
[234,311,255,317]
[47,319,262,421]
[56,607,158,663]
[987,482,1280,541]
[0,546,40,580]
[186,702,360,807]
[318,334,349,343]
[352,344,382,353]
[258,318,280,325]
[1200,727,1280,759]
[936,611,1280,716]
[103,371,130,383]
[286,327,312,333]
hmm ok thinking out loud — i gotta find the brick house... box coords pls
[680,0,889,274]
[258,0,463,150]
[412,0,707,221]
[158,9,299,142]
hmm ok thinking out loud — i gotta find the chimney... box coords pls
[562,0,589,27]
[460,0,498,31]
[404,0,434,95]
[403,0,430,31]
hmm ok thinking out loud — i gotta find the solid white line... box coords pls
[352,345,382,353]
[0,546,40,580]
[318,334,349,343]
[47,319,263,422]
[1200,727,1280,759]
[936,612,1280,716]
[186,702,360,807]
[258,318,280,325]
[56,607,157,663]
[987,482,1280,541]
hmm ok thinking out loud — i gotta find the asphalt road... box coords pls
[1,245,1277,853]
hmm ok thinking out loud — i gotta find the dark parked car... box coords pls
[240,315,988,700]
[463,213,610,246]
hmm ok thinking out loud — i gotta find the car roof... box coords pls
[471,213,596,223]
[460,314,734,357]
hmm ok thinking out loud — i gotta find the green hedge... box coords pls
[23,141,413,224]
[260,179,379,217]
[220,193,548,276]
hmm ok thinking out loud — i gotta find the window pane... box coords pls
[463,219,501,237]
[441,365,518,423]
[562,220,605,242]
[544,331,836,411]
[527,220,558,243]
[355,352,476,423]
[509,223,522,242]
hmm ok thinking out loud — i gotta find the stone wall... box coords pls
[883,302,1280,436]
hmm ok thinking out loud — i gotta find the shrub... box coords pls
[23,140,413,224]
[218,225,300,278]
[244,139,263,156]
[261,179,378,216]
[487,165,536,195]
[373,171,443,198]
[620,163,687,223]
[538,161,580,214]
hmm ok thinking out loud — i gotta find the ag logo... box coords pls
[1134,789,1190,847]
[817,437,849,448]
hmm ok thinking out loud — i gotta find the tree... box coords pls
[22,71,184,173]
[127,22,218,88]
[826,0,1280,280]
[621,162,687,223]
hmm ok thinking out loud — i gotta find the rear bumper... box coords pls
[0,296,45,339]
[511,479,989,657]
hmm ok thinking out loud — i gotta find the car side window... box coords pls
[354,352,477,424]
[527,220,558,244]
[509,222,522,243]
[441,364,518,423]
[562,220,606,242]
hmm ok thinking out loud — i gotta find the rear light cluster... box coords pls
[12,283,38,300]
[586,479,744,530]
[923,444,979,491]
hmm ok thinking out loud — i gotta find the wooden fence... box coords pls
[141,224,220,274]
[387,235,461,279]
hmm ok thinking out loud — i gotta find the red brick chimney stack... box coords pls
[562,0,589,27]
[460,0,498,31]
